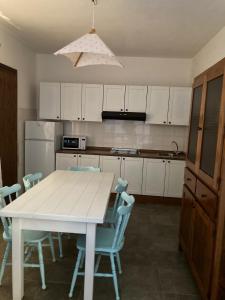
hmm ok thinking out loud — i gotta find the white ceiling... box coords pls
[0,0,225,58]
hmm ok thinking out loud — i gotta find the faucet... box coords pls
[171,141,179,155]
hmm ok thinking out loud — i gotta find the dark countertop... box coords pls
[56,147,186,161]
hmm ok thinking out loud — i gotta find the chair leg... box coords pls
[69,249,83,298]
[37,242,46,290]
[110,253,120,300]
[115,252,122,274]
[79,250,85,269]
[57,232,63,258]
[48,234,56,262]
[0,242,11,285]
[94,254,101,273]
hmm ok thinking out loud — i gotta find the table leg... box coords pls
[84,223,96,300]
[12,218,24,300]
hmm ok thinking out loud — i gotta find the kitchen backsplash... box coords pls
[64,121,189,152]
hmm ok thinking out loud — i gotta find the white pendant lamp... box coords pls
[54,0,122,68]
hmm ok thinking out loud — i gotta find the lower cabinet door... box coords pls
[77,154,99,168]
[192,202,215,296]
[142,158,166,196]
[180,186,194,254]
[164,160,185,198]
[56,153,77,170]
[99,156,121,191]
[120,157,144,194]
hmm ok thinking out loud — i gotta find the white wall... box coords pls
[37,54,192,152]
[192,26,225,77]
[0,23,36,182]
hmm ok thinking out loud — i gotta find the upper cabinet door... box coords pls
[164,160,185,198]
[168,87,192,126]
[200,75,224,179]
[146,86,169,124]
[103,85,125,111]
[124,85,147,112]
[82,84,103,122]
[187,85,203,165]
[39,82,61,120]
[61,83,82,121]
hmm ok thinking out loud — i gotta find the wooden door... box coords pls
[146,86,169,124]
[82,84,103,122]
[103,85,125,112]
[142,158,166,196]
[77,154,100,168]
[39,82,61,120]
[180,187,194,254]
[168,87,192,126]
[0,63,17,186]
[124,85,147,112]
[164,160,185,198]
[61,83,82,121]
[121,157,143,194]
[99,156,121,190]
[192,202,215,297]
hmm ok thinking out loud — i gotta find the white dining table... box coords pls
[0,170,114,300]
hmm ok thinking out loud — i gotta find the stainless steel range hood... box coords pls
[102,111,146,121]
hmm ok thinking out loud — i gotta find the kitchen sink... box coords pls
[158,151,183,158]
[111,147,138,155]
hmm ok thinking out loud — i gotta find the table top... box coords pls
[0,170,114,223]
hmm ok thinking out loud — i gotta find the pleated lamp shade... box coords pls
[54,29,122,68]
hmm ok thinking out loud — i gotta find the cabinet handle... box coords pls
[125,109,128,112]
[79,155,81,158]
[121,109,123,112]
[163,160,165,163]
[73,155,76,157]
[198,127,203,131]
[169,121,171,124]
[163,121,166,124]
[82,117,85,120]
[117,157,120,160]
[123,157,125,160]
[57,116,60,119]
[201,194,207,198]
[168,160,170,163]
[78,117,80,120]
[187,178,192,182]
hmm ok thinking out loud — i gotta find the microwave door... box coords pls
[64,138,79,149]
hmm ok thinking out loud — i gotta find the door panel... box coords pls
[61,83,82,121]
[121,157,143,194]
[77,154,99,168]
[103,85,125,111]
[56,153,77,170]
[39,82,60,120]
[82,84,103,122]
[142,158,166,196]
[146,86,169,124]
[0,64,17,186]
[164,160,185,198]
[125,85,147,112]
[99,156,121,191]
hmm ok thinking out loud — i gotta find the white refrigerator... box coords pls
[25,121,63,178]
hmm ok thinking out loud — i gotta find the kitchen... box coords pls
[1,1,225,300]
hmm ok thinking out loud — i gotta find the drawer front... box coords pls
[196,180,217,221]
[184,168,196,193]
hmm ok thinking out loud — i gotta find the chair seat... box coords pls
[104,207,114,223]
[3,227,49,243]
[77,227,124,253]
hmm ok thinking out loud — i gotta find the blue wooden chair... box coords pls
[104,178,128,226]
[23,172,63,258]
[69,166,101,172]
[0,184,56,289]
[68,191,135,300]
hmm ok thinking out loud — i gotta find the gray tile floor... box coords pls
[0,203,200,299]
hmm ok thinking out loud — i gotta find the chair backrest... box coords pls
[0,183,21,238]
[23,172,43,191]
[69,166,101,172]
[112,191,135,250]
[112,178,128,217]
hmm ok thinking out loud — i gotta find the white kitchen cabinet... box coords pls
[168,87,192,126]
[56,153,77,170]
[77,154,100,168]
[99,156,121,190]
[82,84,103,122]
[103,85,125,111]
[61,83,82,121]
[164,160,185,197]
[146,86,170,124]
[39,82,61,120]
[142,159,166,196]
[121,157,143,194]
[125,85,147,112]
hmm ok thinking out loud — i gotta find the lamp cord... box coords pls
[92,0,97,30]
